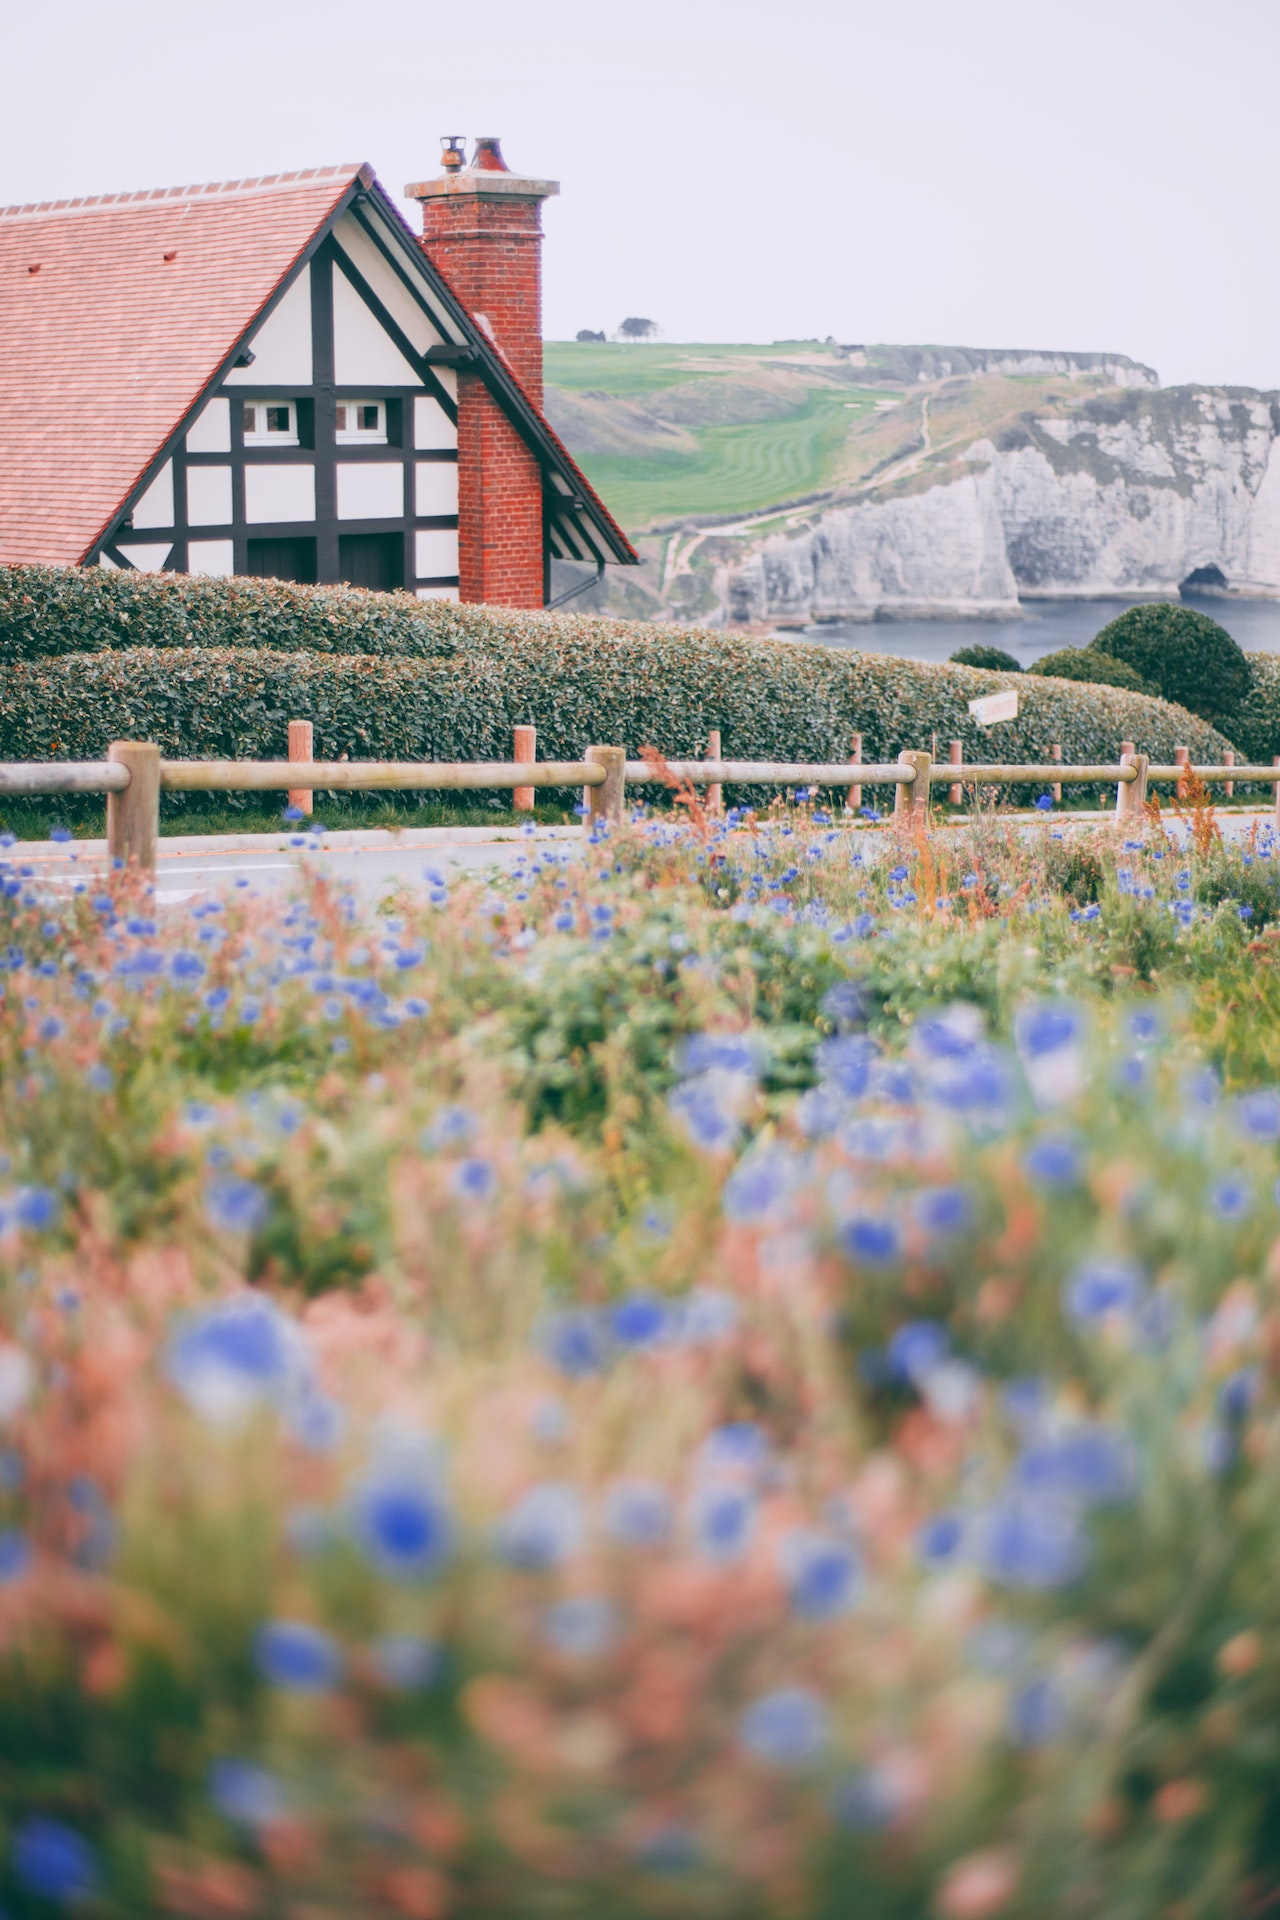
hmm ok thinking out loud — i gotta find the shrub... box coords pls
[1088,602,1250,727]
[0,567,1236,791]
[1223,652,1280,763]
[1027,647,1152,694]
[948,644,1022,671]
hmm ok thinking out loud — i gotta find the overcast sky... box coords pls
[5,0,1277,389]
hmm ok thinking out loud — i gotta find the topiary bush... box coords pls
[948,644,1022,671]
[1223,653,1280,764]
[0,641,1234,789]
[1088,603,1250,727]
[0,566,1239,818]
[1028,647,1153,694]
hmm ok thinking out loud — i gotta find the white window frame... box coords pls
[242,399,299,447]
[335,398,387,445]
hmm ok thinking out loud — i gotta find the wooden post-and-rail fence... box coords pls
[1,728,1278,877]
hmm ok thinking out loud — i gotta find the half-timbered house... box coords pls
[0,139,635,607]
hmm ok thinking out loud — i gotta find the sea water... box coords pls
[794,593,1280,665]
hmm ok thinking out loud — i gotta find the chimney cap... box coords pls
[471,137,509,172]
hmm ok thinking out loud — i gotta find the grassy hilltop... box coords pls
[543,339,1150,535]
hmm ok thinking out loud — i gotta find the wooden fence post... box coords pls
[1175,744,1189,800]
[585,745,626,832]
[706,728,723,816]
[287,720,313,816]
[846,733,863,813]
[894,749,932,821]
[513,725,536,813]
[948,739,962,806]
[106,741,160,876]
[1224,748,1235,799]
[1115,750,1148,821]
[1051,742,1062,803]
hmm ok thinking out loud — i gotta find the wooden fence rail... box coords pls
[2,731,1278,876]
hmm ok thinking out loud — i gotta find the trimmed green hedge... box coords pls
[1226,653,1280,764]
[0,642,1232,793]
[1089,603,1250,728]
[1028,648,1153,694]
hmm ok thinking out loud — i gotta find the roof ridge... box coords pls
[0,164,367,221]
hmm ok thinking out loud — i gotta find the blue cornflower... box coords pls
[1063,1258,1144,1323]
[368,1634,443,1692]
[1210,1174,1253,1220]
[782,1530,860,1619]
[669,1078,738,1151]
[541,1309,609,1377]
[690,1482,756,1561]
[1009,1676,1067,1747]
[542,1594,618,1657]
[840,1213,902,1265]
[1218,1368,1259,1422]
[171,951,206,983]
[12,1819,99,1904]
[254,1619,342,1691]
[1035,794,1054,810]
[604,1478,673,1548]
[1022,1134,1081,1185]
[722,1147,793,1223]
[887,1319,949,1384]
[1236,1089,1280,1141]
[916,1510,965,1566]
[1016,1002,1082,1057]
[0,1529,32,1582]
[911,1185,973,1236]
[208,1758,289,1828]
[1015,1424,1136,1505]
[976,1495,1087,1589]
[495,1483,585,1570]
[166,1292,303,1425]
[739,1687,829,1767]
[612,1293,668,1347]
[350,1474,455,1581]
[14,1187,56,1231]
[451,1157,495,1201]
[816,1033,873,1096]
[205,1175,269,1235]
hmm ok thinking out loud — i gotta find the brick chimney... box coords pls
[407,139,559,607]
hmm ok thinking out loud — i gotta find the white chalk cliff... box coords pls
[727,388,1280,623]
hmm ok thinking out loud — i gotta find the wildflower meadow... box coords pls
[4,787,1280,1916]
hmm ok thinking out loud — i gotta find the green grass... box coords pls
[543,338,845,397]
[0,795,574,840]
[571,387,865,526]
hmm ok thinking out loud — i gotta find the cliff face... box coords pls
[727,387,1280,623]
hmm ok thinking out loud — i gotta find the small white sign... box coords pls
[968,688,1019,726]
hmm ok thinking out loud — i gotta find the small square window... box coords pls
[242,400,299,446]
[335,398,386,445]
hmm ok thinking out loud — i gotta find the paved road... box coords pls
[9,810,1278,912]
[9,825,586,908]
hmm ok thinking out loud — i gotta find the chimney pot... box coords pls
[471,137,509,172]
[440,136,466,173]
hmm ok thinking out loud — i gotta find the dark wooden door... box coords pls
[338,532,404,593]
[245,537,317,583]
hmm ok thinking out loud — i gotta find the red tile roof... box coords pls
[0,165,364,564]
